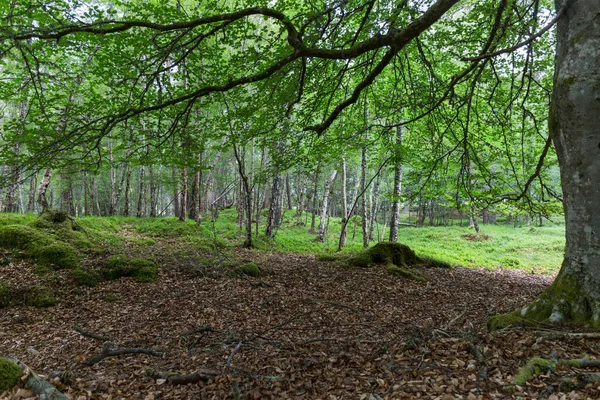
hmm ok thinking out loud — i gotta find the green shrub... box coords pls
[26,286,57,307]
[0,357,22,392]
[72,268,100,287]
[34,242,79,269]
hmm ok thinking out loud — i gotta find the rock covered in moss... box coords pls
[0,357,22,393]
[102,255,157,282]
[0,225,51,250]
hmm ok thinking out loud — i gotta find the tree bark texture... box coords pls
[506,0,600,327]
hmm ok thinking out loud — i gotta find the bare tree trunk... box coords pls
[27,174,36,213]
[339,157,349,248]
[37,167,52,211]
[149,164,157,217]
[318,169,338,242]
[285,173,293,210]
[179,167,187,221]
[199,139,225,223]
[233,143,253,248]
[368,173,381,241]
[59,172,75,215]
[189,153,202,222]
[361,145,369,248]
[389,124,404,242]
[137,166,146,218]
[266,173,283,237]
[310,162,321,233]
[123,167,131,216]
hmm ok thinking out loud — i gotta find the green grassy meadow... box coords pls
[0,208,565,275]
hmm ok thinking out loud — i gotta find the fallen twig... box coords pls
[82,346,164,366]
[73,325,113,342]
[145,367,219,385]
[468,342,488,383]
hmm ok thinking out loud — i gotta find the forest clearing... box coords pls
[2,210,597,399]
[2,0,600,398]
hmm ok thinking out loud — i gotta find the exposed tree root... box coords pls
[82,345,164,366]
[534,331,600,341]
[467,343,488,383]
[144,367,219,385]
[514,356,600,385]
[73,325,113,342]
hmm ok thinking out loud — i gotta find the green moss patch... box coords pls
[72,268,100,287]
[514,357,555,385]
[0,285,10,308]
[0,225,52,250]
[487,310,541,331]
[317,253,339,262]
[102,255,158,282]
[345,242,450,272]
[25,286,57,308]
[33,242,79,269]
[0,357,22,392]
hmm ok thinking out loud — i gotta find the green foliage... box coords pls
[72,268,100,287]
[33,242,79,269]
[26,286,57,308]
[0,357,22,393]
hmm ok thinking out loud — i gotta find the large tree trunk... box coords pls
[491,1,600,328]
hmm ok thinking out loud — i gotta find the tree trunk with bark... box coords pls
[491,0,600,328]
[37,167,52,211]
[361,144,369,248]
[389,125,404,242]
[266,173,283,237]
[179,167,187,222]
[318,169,338,242]
[339,157,349,248]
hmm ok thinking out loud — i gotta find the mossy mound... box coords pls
[72,268,100,287]
[0,225,52,250]
[102,255,158,283]
[239,262,260,277]
[346,242,452,270]
[33,242,79,269]
[0,357,22,393]
[25,286,57,308]
[317,253,339,262]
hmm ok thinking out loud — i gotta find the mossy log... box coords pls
[0,357,67,399]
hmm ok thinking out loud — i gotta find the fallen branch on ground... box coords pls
[145,367,219,385]
[468,342,488,383]
[535,331,600,341]
[73,325,113,342]
[82,346,164,366]
[515,356,600,385]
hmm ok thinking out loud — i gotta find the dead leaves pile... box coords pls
[1,246,600,399]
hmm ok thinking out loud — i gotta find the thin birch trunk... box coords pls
[318,169,338,242]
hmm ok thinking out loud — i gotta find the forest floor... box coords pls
[2,229,600,400]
